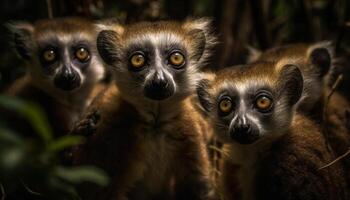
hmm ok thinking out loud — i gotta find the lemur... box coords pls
[3,17,108,138]
[69,19,218,200]
[248,43,350,186]
[196,61,349,200]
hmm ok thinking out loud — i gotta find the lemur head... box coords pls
[247,42,333,113]
[96,18,216,104]
[9,18,105,93]
[197,62,303,145]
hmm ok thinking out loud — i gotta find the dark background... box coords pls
[0,1,350,199]
[1,0,350,91]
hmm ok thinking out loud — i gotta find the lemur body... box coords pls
[70,19,217,200]
[4,18,107,137]
[248,43,350,186]
[197,61,349,200]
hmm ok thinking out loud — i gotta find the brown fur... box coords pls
[70,18,218,200]
[198,61,349,200]
[70,85,215,200]
[253,115,348,200]
[249,43,350,187]
[323,87,350,185]
[215,96,349,200]
[33,17,97,38]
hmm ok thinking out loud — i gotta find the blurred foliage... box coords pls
[0,95,109,200]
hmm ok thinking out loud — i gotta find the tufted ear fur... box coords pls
[196,78,213,113]
[246,45,262,63]
[97,30,121,66]
[182,18,217,65]
[278,64,304,106]
[7,22,34,60]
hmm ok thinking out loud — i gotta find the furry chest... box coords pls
[137,130,176,194]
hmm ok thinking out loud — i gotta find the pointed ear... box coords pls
[97,30,121,66]
[96,22,124,66]
[183,18,217,63]
[278,64,304,106]
[246,45,262,63]
[196,78,213,113]
[308,42,333,77]
[7,22,34,60]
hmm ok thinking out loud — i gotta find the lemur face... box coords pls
[197,63,303,145]
[97,19,216,103]
[115,32,190,101]
[11,18,105,92]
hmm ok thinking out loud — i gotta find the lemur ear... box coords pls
[7,22,34,60]
[197,78,213,112]
[308,42,332,77]
[278,64,304,106]
[97,30,120,65]
[188,29,206,61]
[246,45,262,63]
[183,18,217,63]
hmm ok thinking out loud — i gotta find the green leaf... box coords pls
[48,135,85,152]
[0,128,25,172]
[54,166,109,186]
[23,102,53,143]
[0,95,53,143]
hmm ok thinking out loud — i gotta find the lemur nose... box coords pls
[54,67,81,91]
[144,76,174,101]
[153,77,169,89]
[234,124,251,136]
[62,67,76,81]
[230,123,259,144]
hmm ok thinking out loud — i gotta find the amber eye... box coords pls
[42,49,56,62]
[130,53,146,68]
[75,47,90,62]
[169,52,185,67]
[255,96,273,111]
[219,98,233,115]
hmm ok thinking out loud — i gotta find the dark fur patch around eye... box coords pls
[310,48,331,77]
[126,42,153,57]
[97,30,120,65]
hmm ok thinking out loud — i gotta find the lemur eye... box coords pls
[42,49,56,62]
[219,98,233,115]
[255,95,273,112]
[75,47,90,62]
[169,52,185,67]
[130,53,146,68]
